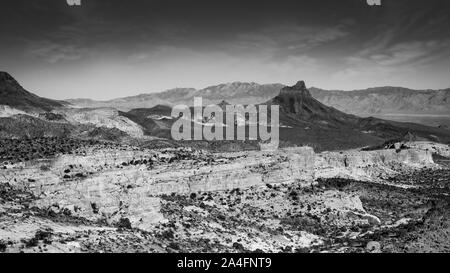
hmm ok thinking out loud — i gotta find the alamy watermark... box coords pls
[66,0,81,6]
[170,98,280,149]
[367,0,381,6]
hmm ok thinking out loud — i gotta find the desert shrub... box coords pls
[116,217,132,230]
[40,164,51,171]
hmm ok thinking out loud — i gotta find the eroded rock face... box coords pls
[404,141,450,158]
[1,146,315,230]
[1,143,438,232]
[315,148,435,182]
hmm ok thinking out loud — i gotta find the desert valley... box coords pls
[1,71,449,253]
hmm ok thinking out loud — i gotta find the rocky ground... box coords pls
[0,138,449,253]
[144,157,450,253]
[0,138,111,164]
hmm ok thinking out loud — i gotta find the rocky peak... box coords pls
[279,80,311,97]
[269,80,357,123]
[294,81,306,89]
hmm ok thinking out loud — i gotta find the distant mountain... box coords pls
[0,72,65,112]
[309,86,450,116]
[194,82,284,104]
[67,83,284,111]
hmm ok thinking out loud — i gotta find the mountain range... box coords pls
[66,82,285,111]
[309,86,450,116]
[1,71,450,151]
[66,81,450,127]
[116,81,450,151]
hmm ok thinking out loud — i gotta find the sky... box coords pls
[1,0,450,100]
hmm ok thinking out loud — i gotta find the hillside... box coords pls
[0,72,65,112]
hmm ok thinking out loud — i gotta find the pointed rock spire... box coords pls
[279,80,311,97]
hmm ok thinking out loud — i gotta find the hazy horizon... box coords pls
[63,80,450,101]
[5,70,448,102]
[2,0,450,100]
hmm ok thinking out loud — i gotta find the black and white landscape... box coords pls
[1,0,450,253]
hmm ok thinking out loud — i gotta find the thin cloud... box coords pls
[26,40,87,63]
[232,23,350,58]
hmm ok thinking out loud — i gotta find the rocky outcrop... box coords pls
[269,80,350,122]
[404,141,450,158]
[278,81,310,97]
[1,146,315,230]
[315,148,435,181]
